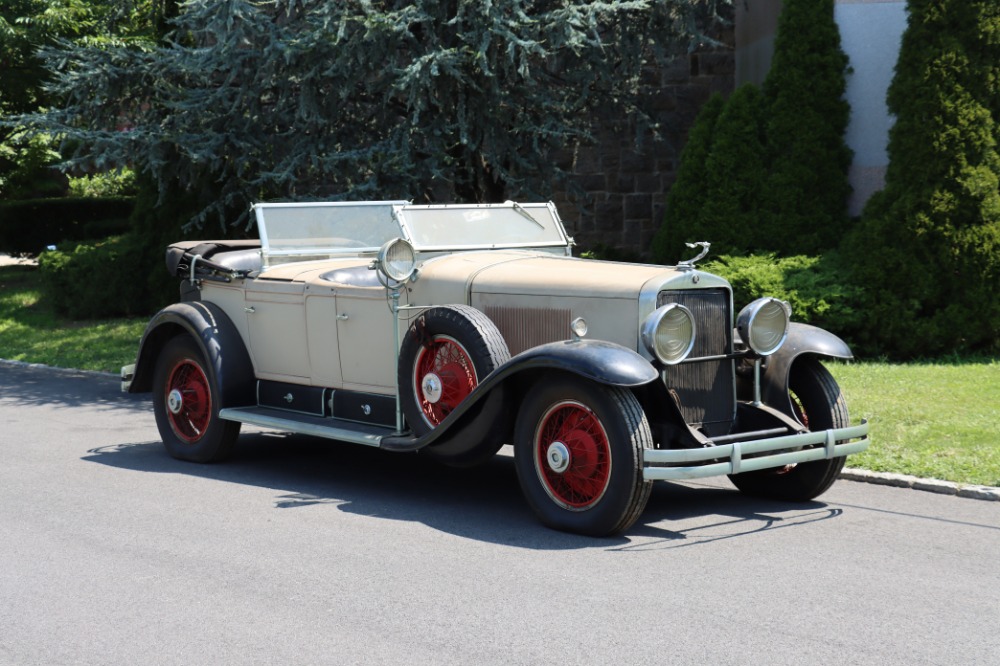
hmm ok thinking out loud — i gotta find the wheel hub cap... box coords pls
[546,441,571,474]
[421,372,443,404]
[167,388,184,415]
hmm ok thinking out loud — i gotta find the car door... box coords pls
[334,283,397,393]
[244,278,311,381]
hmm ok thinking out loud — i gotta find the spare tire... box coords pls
[398,305,510,438]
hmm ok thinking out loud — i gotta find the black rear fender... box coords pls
[127,301,255,409]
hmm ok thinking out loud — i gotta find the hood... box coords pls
[411,250,680,303]
[468,253,677,299]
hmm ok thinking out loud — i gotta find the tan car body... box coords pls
[124,201,869,536]
[202,250,715,396]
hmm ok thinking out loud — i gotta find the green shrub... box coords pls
[847,0,1000,358]
[38,234,149,319]
[0,196,134,256]
[0,132,66,200]
[67,168,137,198]
[703,252,866,349]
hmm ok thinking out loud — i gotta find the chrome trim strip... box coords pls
[642,420,870,481]
[219,407,386,447]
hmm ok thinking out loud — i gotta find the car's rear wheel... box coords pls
[398,306,510,465]
[729,357,848,501]
[152,335,240,463]
[514,376,652,536]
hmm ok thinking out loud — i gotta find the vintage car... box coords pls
[123,201,869,536]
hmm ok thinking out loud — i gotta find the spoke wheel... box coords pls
[534,401,612,510]
[413,335,478,428]
[729,358,849,501]
[152,335,240,463]
[514,375,652,536]
[165,358,213,442]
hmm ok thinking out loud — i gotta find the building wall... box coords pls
[735,0,908,216]
[554,27,735,257]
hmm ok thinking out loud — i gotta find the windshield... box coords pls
[252,200,570,267]
[253,201,405,267]
[394,203,568,250]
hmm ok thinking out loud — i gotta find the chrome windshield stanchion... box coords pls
[372,237,419,436]
[390,285,405,434]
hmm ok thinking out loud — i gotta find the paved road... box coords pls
[1,362,998,665]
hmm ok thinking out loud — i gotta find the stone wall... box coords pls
[554,33,735,260]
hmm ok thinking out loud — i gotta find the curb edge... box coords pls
[840,467,1000,502]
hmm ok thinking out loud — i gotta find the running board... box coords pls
[218,406,396,448]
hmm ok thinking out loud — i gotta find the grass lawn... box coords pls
[0,263,147,373]
[1,261,997,487]
[829,359,1000,488]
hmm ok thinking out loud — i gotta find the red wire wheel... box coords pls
[398,306,511,466]
[533,400,613,510]
[164,358,213,443]
[728,358,850,501]
[513,377,652,536]
[413,335,478,428]
[152,335,240,463]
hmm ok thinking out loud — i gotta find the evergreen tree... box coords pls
[850,0,1000,357]
[763,0,852,256]
[17,0,727,229]
[652,92,724,264]
[653,84,770,264]
[654,0,851,263]
[0,0,172,198]
[697,84,769,255]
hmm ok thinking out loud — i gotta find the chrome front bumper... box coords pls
[643,420,870,481]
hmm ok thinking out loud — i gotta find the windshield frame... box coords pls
[393,202,571,252]
[253,201,408,268]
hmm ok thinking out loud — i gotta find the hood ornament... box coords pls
[678,241,710,270]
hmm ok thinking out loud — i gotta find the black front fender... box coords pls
[760,323,853,418]
[381,339,658,451]
[499,339,659,387]
[127,301,255,409]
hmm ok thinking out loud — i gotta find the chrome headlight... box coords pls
[376,237,416,282]
[641,303,696,365]
[737,297,790,356]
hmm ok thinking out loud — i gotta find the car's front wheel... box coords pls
[152,335,240,463]
[728,357,849,501]
[513,376,652,536]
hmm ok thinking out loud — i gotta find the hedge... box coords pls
[0,196,134,257]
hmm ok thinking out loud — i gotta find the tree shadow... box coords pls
[0,361,151,414]
[84,431,844,551]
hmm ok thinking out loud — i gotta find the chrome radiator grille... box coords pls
[657,288,734,436]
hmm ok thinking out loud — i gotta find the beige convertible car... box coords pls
[123,201,869,536]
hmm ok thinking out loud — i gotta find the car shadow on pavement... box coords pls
[617,482,843,551]
[84,430,845,550]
